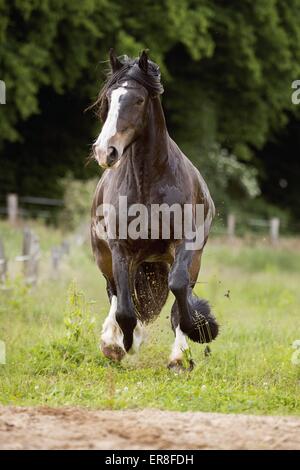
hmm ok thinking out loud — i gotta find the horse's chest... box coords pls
[100,172,191,245]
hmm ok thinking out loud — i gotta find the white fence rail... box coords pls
[0,193,64,222]
[225,213,281,243]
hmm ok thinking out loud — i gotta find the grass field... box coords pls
[0,221,300,415]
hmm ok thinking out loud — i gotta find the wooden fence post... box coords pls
[270,218,280,244]
[227,213,236,239]
[61,240,70,255]
[51,246,62,279]
[7,193,18,225]
[22,229,40,285]
[0,238,7,283]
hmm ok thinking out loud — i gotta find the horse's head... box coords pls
[93,50,163,169]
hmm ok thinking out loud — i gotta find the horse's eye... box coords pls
[136,98,144,105]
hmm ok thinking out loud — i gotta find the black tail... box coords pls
[182,295,219,343]
[131,262,169,323]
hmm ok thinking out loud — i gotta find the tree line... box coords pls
[0,0,299,224]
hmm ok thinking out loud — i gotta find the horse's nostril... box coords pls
[107,146,118,166]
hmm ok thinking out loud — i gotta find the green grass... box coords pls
[0,220,300,415]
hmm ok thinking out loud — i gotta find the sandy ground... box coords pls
[0,407,300,450]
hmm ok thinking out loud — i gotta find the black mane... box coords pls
[93,54,164,122]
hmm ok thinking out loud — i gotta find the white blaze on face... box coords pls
[95,84,128,152]
[169,325,189,362]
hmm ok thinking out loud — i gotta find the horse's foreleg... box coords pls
[92,237,125,361]
[101,292,126,361]
[100,245,138,361]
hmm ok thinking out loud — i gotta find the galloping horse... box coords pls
[91,50,219,370]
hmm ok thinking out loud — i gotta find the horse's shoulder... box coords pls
[91,170,110,214]
[179,149,215,217]
[96,170,112,192]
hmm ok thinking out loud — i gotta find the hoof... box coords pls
[167,358,195,372]
[101,342,126,362]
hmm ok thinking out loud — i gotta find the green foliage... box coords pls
[2,0,300,149]
[1,0,300,220]
[0,0,117,141]
[184,143,260,210]
[59,177,98,230]
[30,282,100,375]
[64,281,96,342]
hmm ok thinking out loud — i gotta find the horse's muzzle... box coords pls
[93,145,119,169]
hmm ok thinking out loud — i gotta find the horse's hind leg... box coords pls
[168,242,219,369]
[168,301,194,371]
[168,248,201,370]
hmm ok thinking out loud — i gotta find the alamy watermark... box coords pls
[0,80,6,104]
[291,80,300,104]
[95,197,208,250]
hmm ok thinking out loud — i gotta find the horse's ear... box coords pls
[109,48,123,73]
[138,50,149,73]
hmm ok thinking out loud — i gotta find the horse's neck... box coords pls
[127,98,169,197]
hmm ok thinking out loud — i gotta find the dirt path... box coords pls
[0,406,299,450]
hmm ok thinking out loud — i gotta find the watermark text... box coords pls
[291,80,300,104]
[95,197,207,250]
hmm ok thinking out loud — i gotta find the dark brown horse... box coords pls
[91,50,218,370]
